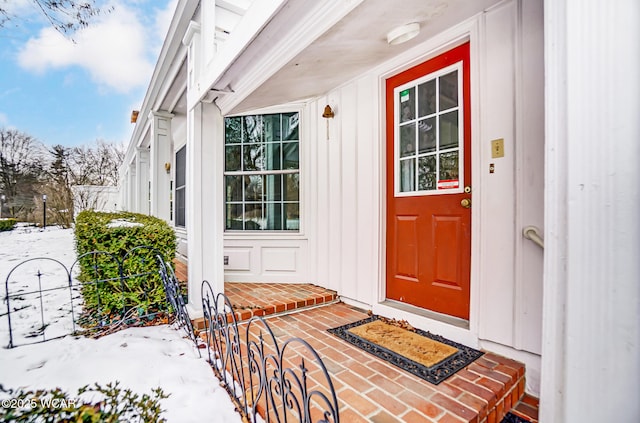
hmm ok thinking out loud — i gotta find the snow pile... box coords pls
[0,226,241,422]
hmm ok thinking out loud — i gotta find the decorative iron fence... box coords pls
[200,280,340,423]
[1,246,191,349]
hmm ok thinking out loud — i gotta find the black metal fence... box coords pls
[200,280,340,423]
[1,247,188,349]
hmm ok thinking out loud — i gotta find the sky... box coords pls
[0,0,178,148]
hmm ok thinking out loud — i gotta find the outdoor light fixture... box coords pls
[42,194,47,229]
[387,23,420,45]
[164,162,171,173]
[322,105,334,118]
[131,110,139,123]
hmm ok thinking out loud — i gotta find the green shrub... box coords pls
[0,382,168,422]
[74,211,176,323]
[0,218,17,231]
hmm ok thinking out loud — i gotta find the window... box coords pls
[175,146,186,227]
[224,113,299,231]
[396,64,463,195]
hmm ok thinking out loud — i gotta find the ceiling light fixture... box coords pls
[387,23,420,45]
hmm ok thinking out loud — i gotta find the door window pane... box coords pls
[399,87,415,123]
[439,151,459,181]
[395,63,462,194]
[418,117,436,153]
[400,158,415,192]
[400,125,416,157]
[439,71,458,110]
[439,111,458,150]
[418,155,437,191]
[418,79,436,117]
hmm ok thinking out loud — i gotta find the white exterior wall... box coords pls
[242,0,543,393]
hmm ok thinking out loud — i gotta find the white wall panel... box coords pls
[477,1,517,346]
[224,239,308,282]
[262,248,298,273]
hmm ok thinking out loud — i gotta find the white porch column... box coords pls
[128,161,136,212]
[135,148,150,214]
[185,101,225,316]
[541,0,640,421]
[149,111,174,221]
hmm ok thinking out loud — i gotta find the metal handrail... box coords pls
[523,226,544,249]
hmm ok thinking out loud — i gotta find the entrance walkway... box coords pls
[198,282,539,423]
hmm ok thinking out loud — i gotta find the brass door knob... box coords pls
[460,198,471,209]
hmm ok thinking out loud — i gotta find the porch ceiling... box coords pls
[226,0,498,114]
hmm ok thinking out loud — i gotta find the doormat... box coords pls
[327,315,483,385]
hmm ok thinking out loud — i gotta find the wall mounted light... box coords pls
[322,105,334,118]
[164,162,171,174]
[387,23,420,45]
[322,105,334,141]
[131,110,139,123]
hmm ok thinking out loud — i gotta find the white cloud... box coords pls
[16,1,160,94]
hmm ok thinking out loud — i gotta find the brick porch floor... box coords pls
[197,282,539,423]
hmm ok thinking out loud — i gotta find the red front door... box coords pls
[385,43,471,320]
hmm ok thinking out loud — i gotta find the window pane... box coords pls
[418,79,436,117]
[400,124,416,157]
[264,114,281,142]
[283,142,299,169]
[400,158,415,192]
[418,117,436,153]
[439,111,459,150]
[399,87,415,123]
[244,175,263,202]
[225,117,242,144]
[225,145,241,171]
[176,188,185,227]
[226,203,243,230]
[244,203,263,230]
[265,174,282,201]
[264,203,283,230]
[243,115,263,143]
[439,71,458,111]
[225,175,243,202]
[439,151,459,181]
[175,146,186,187]
[418,155,436,191]
[284,203,299,230]
[283,112,299,140]
[243,144,264,171]
[265,142,281,170]
[284,174,299,201]
[224,112,300,233]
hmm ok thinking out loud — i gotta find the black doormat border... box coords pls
[327,315,483,385]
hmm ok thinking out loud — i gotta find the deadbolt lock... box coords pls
[464,186,472,193]
[460,198,472,209]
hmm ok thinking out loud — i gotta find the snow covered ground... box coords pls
[0,225,241,422]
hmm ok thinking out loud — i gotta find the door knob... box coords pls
[460,198,471,209]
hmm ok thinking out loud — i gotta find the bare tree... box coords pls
[0,0,111,37]
[0,128,46,218]
[68,139,123,186]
